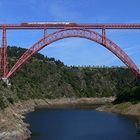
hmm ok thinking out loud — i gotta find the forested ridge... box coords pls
[0,46,139,109]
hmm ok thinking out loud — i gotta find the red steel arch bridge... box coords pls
[0,22,140,85]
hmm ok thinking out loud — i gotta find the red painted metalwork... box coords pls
[44,28,48,38]
[0,22,139,79]
[6,28,140,78]
[102,27,106,44]
[0,23,140,29]
[1,27,8,77]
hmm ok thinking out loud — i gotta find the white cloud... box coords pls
[128,50,140,56]
[104,46,140,66]
[124,46,138,51]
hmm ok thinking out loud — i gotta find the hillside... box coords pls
[0,46,139,109]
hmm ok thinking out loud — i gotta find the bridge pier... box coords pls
[102,27,106,44]
[0,27,8,78]
[44,28,48,37]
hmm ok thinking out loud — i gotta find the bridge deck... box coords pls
[0,23,140,29]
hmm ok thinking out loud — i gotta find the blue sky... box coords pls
[0,0,140,67]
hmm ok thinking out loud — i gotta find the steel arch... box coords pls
[6,28,140,78]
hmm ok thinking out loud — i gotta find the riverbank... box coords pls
[1,98,140,140]
[1,97,140,140]
[96,102,140,117]
[0,97,114,140]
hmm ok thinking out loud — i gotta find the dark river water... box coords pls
[25,107,140,140]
